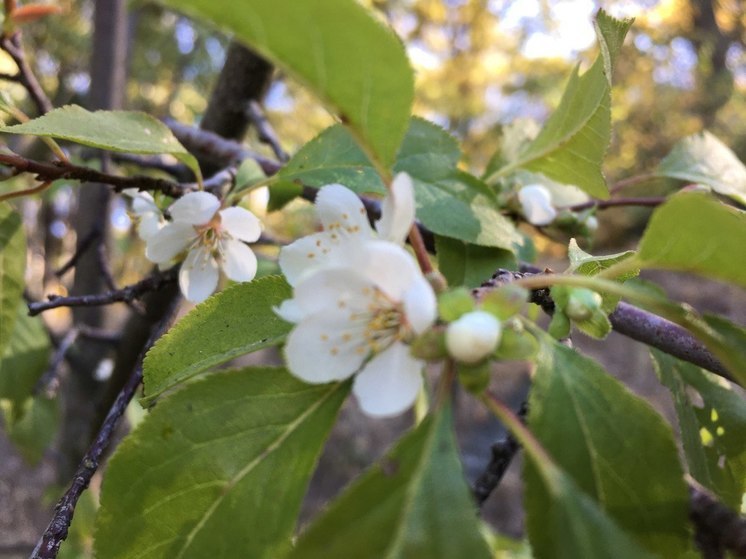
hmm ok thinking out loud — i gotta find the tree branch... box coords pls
[475,268,733,384]
[245,99,288,162]
[0,32,54,115]
[0,152,188,197]
[27,268,177,316]
[564,196,666,212]
[30,297,180,559]
[165,118,281,175]
[473,402,526,506]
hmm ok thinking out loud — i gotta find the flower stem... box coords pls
[408,224,433,274]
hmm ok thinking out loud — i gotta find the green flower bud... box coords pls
[565,288,603,321]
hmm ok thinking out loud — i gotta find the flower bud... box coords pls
[446,311,502,364]
[565,288,603,321]
[517,184,557,226]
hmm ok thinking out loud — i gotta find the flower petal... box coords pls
[284,313,367,384]
[169,191,220,225]
[353,240,420,301]
[219,206,262,242]
[402,274,437,334]
[145,222,195,263]
[220,239,257,282]
[352,342,423,417]
[274,299,302,323]
[179,246,219,303]
[137,212,162,241]
[279,232,353,286]
[375,172,415,244]
[316,184,373,239]
[518,185,556,226]
[292,267,375,318]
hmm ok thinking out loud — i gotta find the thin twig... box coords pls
[55,227,100,277]
[34,328,79,398]
[27,268,177,316]
[609,173,657,195]
[75,324,120,343]
[30,297,180,559]
[0,152,189,197]
[0,32,53,114]
[564,196,666,212]
[245,100,289,162]
[473,402,527,506]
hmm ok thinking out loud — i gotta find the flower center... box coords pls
[351,289,412,355]
[193,214,226,254]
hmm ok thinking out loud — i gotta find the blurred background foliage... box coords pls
[1,0,744,251]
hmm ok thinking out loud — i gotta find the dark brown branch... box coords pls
[30,297,180,559]
[0,152,188,197]
[689,480,746,558]
[473,402,526,506]
[0,32,54,114]
[246,100,288,162]
[27,268,177,316]
[166,119,281,176]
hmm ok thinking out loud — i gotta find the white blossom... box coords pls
[122,189,163,240]
[144,191,262,303]
[517,184,557,226]
[277,175,436,417]
[279,241,436,417]
[278,172,415,286]
[446,311,502,364]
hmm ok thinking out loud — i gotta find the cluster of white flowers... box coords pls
[276,173,437,417]
[125,189,261,303]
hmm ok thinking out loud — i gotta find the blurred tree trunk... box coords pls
[58,0,128,481]
[687,0,734,127]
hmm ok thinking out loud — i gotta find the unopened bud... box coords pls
[565,289,603,321]
[446,311,502,364]
[517,185,557,226]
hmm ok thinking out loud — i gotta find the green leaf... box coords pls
[275,124,385,196]
[657,131,746,206]
[289,405,491,559]
[162,0,413,171]
[524,462,659,559]
[143,276,292,402]
[1,396,58,465]
[396,120,521,250]
[436,235,516,288]
[486,11,633,198]
[528,338,690,557]
[638,192,746,288]
[652,350,746,509]
[0,105,201,180]
[567,238,636,278]
[0,202,25,357]
[95,367,347,559]
[0,308,51,414]
[274,118,522,250]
